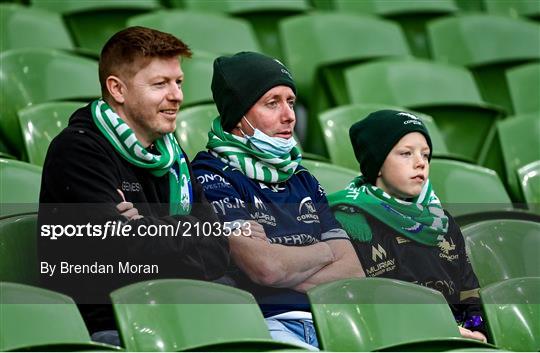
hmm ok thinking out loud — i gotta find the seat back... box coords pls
[0,4,74,53]
[319,103,449,169]
[0,214,38,285]
[484,0,540,20]
[462,220,540,286]
[174,104,218,160]
[110,279,291,351]
[128,10,260,55]
[480,277,540,351]
[181,51,215,107]
[307,278,486,351]
[299,160,358,194]
[518,161,540,214]
[506,62,540,114]
[18,102,86,166]
[0,159,42,217]
[345,59,503,162]
[0,48,99,156]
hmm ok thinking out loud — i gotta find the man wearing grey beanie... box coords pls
[192,52,363,350]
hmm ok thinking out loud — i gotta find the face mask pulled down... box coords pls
[241,116,296,156]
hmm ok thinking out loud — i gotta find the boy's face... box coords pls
[375,132,430,200]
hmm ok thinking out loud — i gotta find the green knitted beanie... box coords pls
[349,110,433,184]
[211,51,296,131]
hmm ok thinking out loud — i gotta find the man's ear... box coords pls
[106,75,126,104]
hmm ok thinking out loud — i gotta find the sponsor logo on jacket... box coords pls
[296,197,319,223]
[366,243,396,276]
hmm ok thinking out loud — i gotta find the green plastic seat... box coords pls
[0,214,38,285]
[462,220,540,286]
[308,277,492,351]
[506,62,540,115]
[18,101,86,166]
[174,104,218,160]
[279,13,410,155]
[319,103,449,170]
[299,160,358,194]
[480,277,540,352]
[454,0,485,12]
[429,159,513,220]
[333,0,458,58]
[180,0,310,58]
[180,51,216,108]
[31,0,161,56]
[428,15,540,114]
[0,48,99,158]
[110,279,304,351]
[484,0,540,20]
[518,161,540,214]
[0,3,74,53]
[128,10,260,55]
[345,59,504,163]
[0,282,121,351]
[0,159,42,218]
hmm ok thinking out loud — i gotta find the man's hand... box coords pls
[239,220,268,241]
[459,326,487,343]
[116,189,143,220]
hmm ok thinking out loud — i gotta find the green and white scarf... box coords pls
[327,176,448,246]
[92,99,192,215]
[206,117,302,183]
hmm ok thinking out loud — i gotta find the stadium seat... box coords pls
[110,279,304,351]
[178,0,310,58]
[174,104,218,160]
[506,62,540,114]
[279,13,410,154]
[127,10,261,55]
[332,0,458,58]
[300,160,358,194]
[0,214,38,285]
[518,161,540,214]
[462,220,540,286]
[428,14,540,114]
[307,277,493,351]
[480,277,540,352]
[0,48,99,158]
[454,0,485,12]
[429,159,513,221]
[31,0,161,56]
[180,51,216,107]
[18,102,86,166]
[484,0,540,20]
[318,103,449,170]
[0,159,42,218]
[344,59,504,163]
[0,4,74,53]
[0,282,121,351]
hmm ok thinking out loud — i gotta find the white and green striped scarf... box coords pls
[91,99,192,215]
[328,176,448,246]
[206,117,302,183]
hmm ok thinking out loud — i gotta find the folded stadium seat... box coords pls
[0,282,122,351]
[18,102,86,167]
[30,0,161,56]
[0,48,100,159]
[0,214,38,285]
[299,160,358,194]
[0,4,74,53]
[0,159,42,218]
[176,0,311,59]
[110,279,305,351]
[332,0,459,58]
[279,13,410,155]
[479,277,540,351]
[344,59,505,164]
[506,62,540,115]
[318,103,450,170]
[307,277,495,351]
[462,220,540,286]
[127,10,260,55]
[518,161,540,214]
[428,14,540,115]
[484,0,540,20]
[180,51,217,108]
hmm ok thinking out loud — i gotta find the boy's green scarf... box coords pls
[328,176,448,246]
[206,117,302,183]
[92,99,192,215]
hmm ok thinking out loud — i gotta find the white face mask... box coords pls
[241,116,297,156]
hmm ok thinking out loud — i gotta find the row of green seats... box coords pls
[2,277,538,351]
